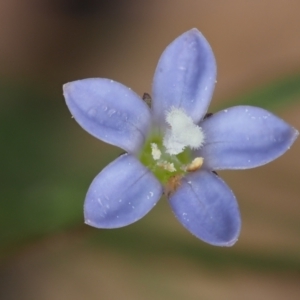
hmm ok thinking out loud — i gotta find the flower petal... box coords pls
[152,28,216,128]
[169,170,241,246]
[64,78,151,154]
[84,154,163,228]
[197,106,299,170]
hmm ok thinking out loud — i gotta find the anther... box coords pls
[186,157,204,172]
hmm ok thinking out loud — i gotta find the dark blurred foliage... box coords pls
[50,0,104,17]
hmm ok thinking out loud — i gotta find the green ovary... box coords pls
[139,133,192,184]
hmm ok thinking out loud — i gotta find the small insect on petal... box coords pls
[142,92,152,108]
[203,112,213,119]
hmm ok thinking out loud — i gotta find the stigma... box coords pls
[163,107,205,155]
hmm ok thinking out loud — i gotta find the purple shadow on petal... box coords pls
[84,154,163,229]
[64,78,151,154]
[169,170,241,246]
[152,28,217,129]
[197,106,299,170]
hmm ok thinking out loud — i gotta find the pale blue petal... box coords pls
[197,106,299,170]
[152,28,216,128]
[64,78,151,154]
[84,154,163,228]
[169,170,241,246]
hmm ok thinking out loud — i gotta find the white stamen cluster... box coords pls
[163,107,204,155]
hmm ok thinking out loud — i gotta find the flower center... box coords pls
[139,107,204,186]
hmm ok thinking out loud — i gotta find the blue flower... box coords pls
[63,29,298,246]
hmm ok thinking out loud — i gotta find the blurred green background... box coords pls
[1,1,300,299]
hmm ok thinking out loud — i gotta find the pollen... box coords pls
[186,157,204,172]
[163,107,204,155]
[151,143,161,160]
[157,160,176,172]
